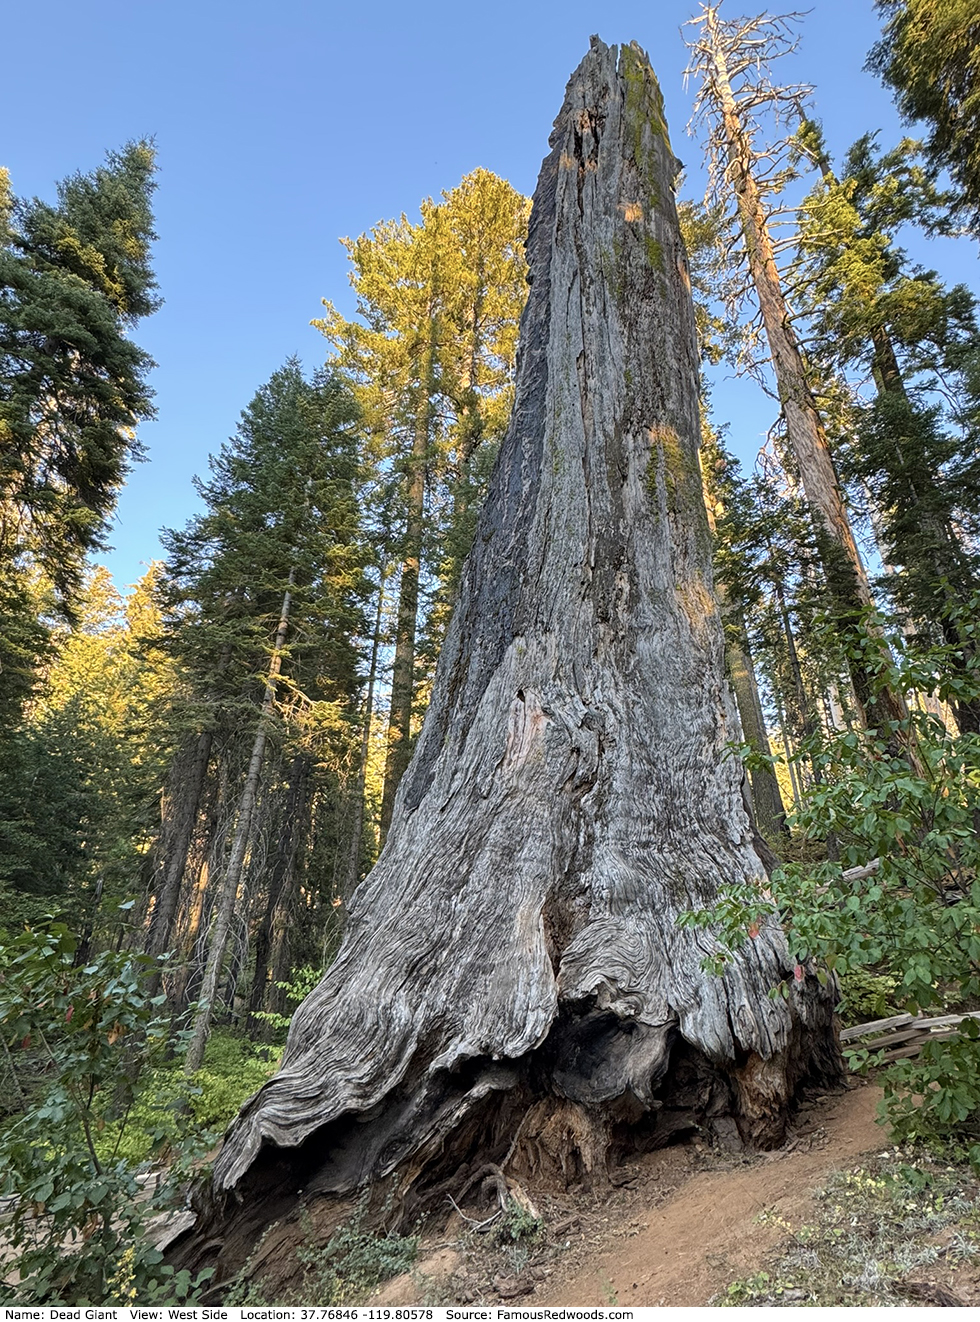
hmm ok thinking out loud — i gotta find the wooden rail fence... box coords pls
[840,1011,980,1063]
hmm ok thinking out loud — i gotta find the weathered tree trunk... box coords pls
[184,572,295,1074]
[692,7,909,737]
[246,755,312,1035]
[172,39,840,1286]
[725,615,787,839]
[144,730,214,999]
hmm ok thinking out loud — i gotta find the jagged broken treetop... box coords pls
[183,39,838,1276]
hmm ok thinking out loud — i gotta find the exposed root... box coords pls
[167,1007,842,1297]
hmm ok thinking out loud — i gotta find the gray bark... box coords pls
[246,755,312,1036]
[725,619,787,840]
[184,572,295,1074]
[173,38,839,1285]
[144,730,213,999]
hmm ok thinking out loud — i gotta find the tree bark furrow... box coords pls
[176,39,840,1282]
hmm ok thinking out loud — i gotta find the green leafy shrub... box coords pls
[0,923,212,1303]
[226,1203,418,1305]
[297,1212,418,1303]
[882,1031,980,1166]
[102,1035,272,1180]
[185,1031,279,1131]
[834,969,901,1025]
[496,1198,545,1244]
[249,963,323,1036]
[682,609,980,1164]
[95,1029,279,1167]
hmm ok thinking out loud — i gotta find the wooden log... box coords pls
[879,1031,962,1065]
[841,1010,980,1064]
[840,860,881,882]
[840,1013,915,1042]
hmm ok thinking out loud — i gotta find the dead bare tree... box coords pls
[169,38,841,1290]
[685,3,910,734]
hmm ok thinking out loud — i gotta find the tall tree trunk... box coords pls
[725,616,787,839]
[146,640,234,998]
[267,856,307,1021]
[379,294,440,843]
[171,40,840,1288]
[247,755,312,1035]
[184,573,295,1075]
[145,730,214,998]
[694,6,907,735]
[701,439,787,839]
[772,685,802,809]
[771,576,841,859]
[342,571,387,900]
[167,761,228,1023]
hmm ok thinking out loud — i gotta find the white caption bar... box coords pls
[0,1308,745,1322]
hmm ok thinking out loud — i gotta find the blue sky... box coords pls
[4,0,976,589]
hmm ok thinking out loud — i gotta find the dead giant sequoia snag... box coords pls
[174,37,841,1283]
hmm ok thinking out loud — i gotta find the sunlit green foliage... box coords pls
[0,565,175,934]
[0,143,159,604]
[0,924,212,1303]
[869,0,980,234]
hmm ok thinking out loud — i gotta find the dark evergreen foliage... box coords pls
[869,0,980,235]
[0,143,159,603]
[149,362,369,1029]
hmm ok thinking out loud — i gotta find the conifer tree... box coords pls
[685,6,909,738]
[794,132,980,729]
[154,363,367,1054]
[315,171,528,841]
[0,564,175,935]
[0,143,159,607]
[869,0,980,235]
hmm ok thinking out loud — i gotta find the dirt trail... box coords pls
[538,1084,883,1306]
[378,1082,886,1308]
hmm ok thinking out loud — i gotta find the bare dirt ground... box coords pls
[538,1084,883,1306]
[374,1081,901,1307]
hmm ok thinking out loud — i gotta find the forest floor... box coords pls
[366,1080,980,1308]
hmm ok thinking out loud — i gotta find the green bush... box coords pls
[834,969,901,1025]
[882,1031,980,1166]
[682,609,980,1165]
[249,963,323,1036]
[0,923,212,1303]
[95,1029,279,1167]
[185,1031,279,1131]
[496,1198,545,1245]
[226,1203,418,1305]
